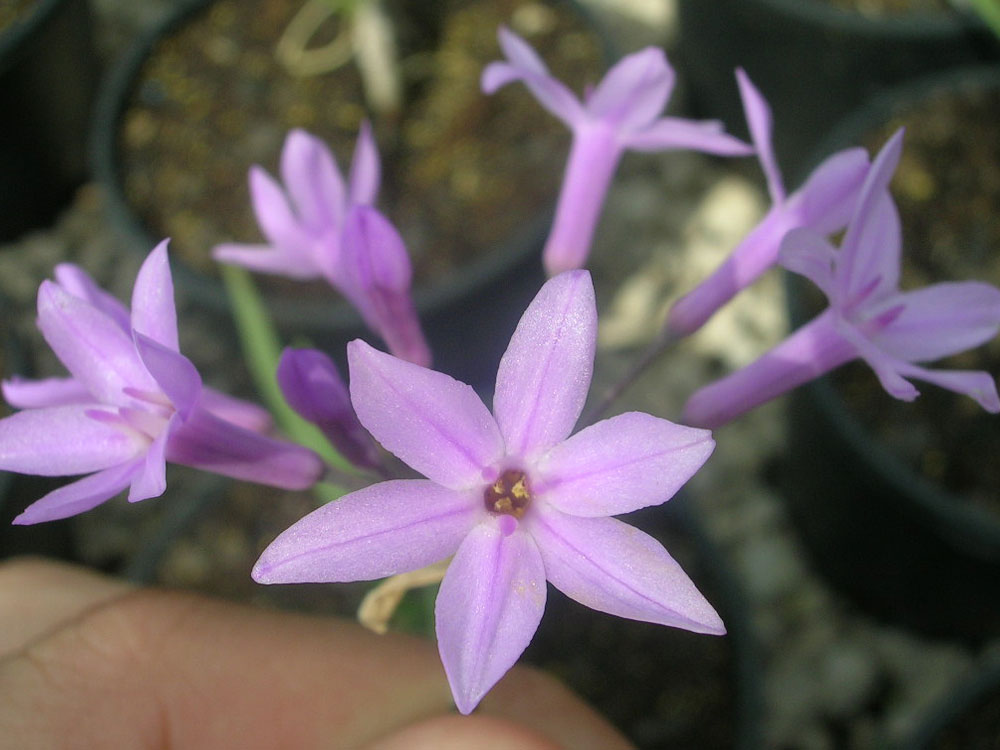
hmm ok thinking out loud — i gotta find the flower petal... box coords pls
[348,340,503,489]
[494,270,596,458]
[199,387,273,434]
[211,243,320,279]
[128,416,171,502]
[869,282,1000,362]
[37,281,156,405]
[166,406,324,490]
[13,459,141,525]
[253,479,480,583]
[436,519,547,715]
[130,240,179,351]
[895,362,1000,412]
[249,166,314,260]
[779,227,838,299]
[736,68,784,203]
[53,264,131,332]
[789,147,869,233]
[835,320,919,402]
[280,129,346,232]
[534,412,714,517]
[2,376,92,408]
[348,120,380,206]
[527,506,724,634]
[586,47,674,132]
[624,117,752,155]
[133,332,202,419]
[481,27,584,126]
[837,129,904,301]
[0,406,144,476]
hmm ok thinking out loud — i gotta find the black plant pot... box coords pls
[0,0,98,241]
[677,0,997,176]
[905,659,1000,749]
[780,68,1000,643]
[92,0,610,392]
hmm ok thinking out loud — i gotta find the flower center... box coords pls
[484,469,532,518]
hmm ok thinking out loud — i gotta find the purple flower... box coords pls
[683,129,1000,428]
[276,347,380,469]
[253,270,722,714]
[0,241,325,524]
[213,125,430,366]
[482,27,752,276]
[666,70,872,336]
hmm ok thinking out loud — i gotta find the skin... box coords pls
[0,558,633,750]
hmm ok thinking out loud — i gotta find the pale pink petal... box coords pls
[842,194,901,307]
[348,120,380,206]
[527,505,724,634]
[835,320,919,402]
[166,406,324,490]
[624,117,752,155]
[53,264,131,332]
[790,147,869,233]
[586,47,674,132]
[248,167,314,258]
[133,332,202,419]
[493,271,596,458]
[252,480,480,583]
[211,243,320,279]
[280,129,346,232]
[436,519,547,715]
[481,27,584,126]
[534,412,714,517]
[199,388,273,434]
[2,376,92,408]
[779,227,838,299]
[348,340,503,489]
[0,406,144,476]
[869,282,1000,362]
[736,68,784,203]
[130,240,179,351]
[128,416,171,502]
[838,129,904,301]
[13,459,142,524]
[37,281,156,404]
[895,362,1000,412]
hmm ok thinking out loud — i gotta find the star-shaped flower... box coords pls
[482,27,751,275]
[0,241,325,524]
[213,125,430,366]
[667,69,872,336]
[683,129,1000,428]
[254,270,722,714]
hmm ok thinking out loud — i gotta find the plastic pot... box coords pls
[781,67,1000,642]
[905,659,1000,749]
[0,0,98,241]
[677,0,997,176]
[91,0,610,391]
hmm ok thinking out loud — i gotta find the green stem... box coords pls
[969,0,1000,38]
[222,265,351,499]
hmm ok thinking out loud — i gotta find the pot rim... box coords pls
[90,0,612,331]
[786,64,1000,563]
[0,0,71,68]
[747,0,984,39]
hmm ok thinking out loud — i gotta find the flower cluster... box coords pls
[2,23,999,720]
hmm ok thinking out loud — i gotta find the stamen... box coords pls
[484,469,532,518]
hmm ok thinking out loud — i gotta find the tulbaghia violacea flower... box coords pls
[482,27,752,276]
[254,270,722,714]
[0,242,325,524]
[683,129,1000,429]
[666,69,872,336]
[276,347,380,469]
[212,125,430,366]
